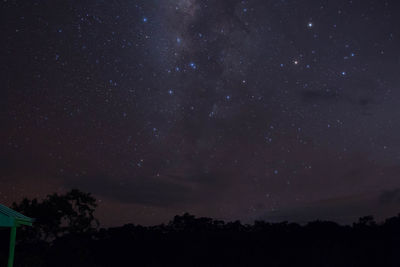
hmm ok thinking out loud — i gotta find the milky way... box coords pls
[1,0,400,226]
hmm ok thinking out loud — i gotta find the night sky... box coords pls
[2,0,400,226]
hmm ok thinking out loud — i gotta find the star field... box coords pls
[1,0,400,226]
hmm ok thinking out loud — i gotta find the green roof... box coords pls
[0,204,34,227]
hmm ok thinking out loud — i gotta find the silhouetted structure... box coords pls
[0,204,34,267]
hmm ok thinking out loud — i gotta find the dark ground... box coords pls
[1,212,400,267]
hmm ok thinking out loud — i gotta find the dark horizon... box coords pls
[2,0,400,227]
[2,188,400,227]
[4,196,400,267]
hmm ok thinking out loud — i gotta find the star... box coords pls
[189,62,197,69]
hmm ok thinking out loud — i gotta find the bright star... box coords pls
[189,62,197,69]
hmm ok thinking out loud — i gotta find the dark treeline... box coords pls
[1,189,400,267]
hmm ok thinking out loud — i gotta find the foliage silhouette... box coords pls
[2,191,400,267]
[10,189,98,242]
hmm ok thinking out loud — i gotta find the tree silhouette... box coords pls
[11,189,98,242]
[4,191,400,267]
